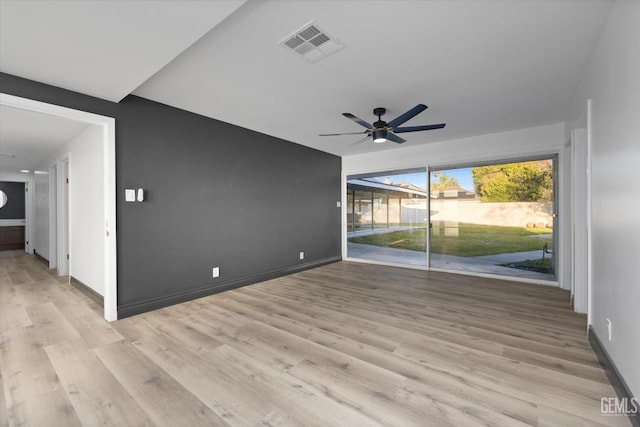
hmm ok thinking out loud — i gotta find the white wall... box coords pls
[34,172,49,260]
[343,122,565,174]
[70,125,104,295]
[35,124,105,296]
[568,1,640,397]
[0,171,32,183]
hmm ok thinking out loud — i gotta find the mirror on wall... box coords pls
[0,190,7,208]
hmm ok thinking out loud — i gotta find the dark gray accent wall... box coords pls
[0,181,26,219]
[1,72,342,317]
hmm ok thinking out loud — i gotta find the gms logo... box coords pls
[601,397,639,416]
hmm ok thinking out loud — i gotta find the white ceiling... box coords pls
[0,0,613,157]
[0,0,246,102]
[0,105,90,173]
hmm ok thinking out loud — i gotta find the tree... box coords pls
[472,160,552,202]
[430,171,460,192]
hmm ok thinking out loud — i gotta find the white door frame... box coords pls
[24,181,31,254]
[570,100,592,320]
[49,163,58,269]
[571,128,588,313]
[586,99,593,326]
[56,157,70,276]
[1,93,118,322]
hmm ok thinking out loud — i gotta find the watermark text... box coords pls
[601,397,639,416]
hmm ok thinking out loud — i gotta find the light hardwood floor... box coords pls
[0,250,631,426]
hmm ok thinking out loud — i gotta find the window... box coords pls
[346,168,427,267]
[429,157,556,281]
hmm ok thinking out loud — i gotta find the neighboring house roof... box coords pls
[347,178,426,197]
[348,178,478,200]
[392,181,427,193]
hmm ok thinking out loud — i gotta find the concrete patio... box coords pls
[347,242,555,281]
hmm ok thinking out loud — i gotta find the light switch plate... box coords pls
[125,189,136,202]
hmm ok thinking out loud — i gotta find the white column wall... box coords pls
[567,0,640,397]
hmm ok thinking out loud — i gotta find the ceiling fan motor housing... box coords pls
[373,107,388,131]
[373,119,387,128]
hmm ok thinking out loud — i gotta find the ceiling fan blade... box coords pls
[386,133,406,144]
[387,104,428,129]
[349,135,372,147]
[319,131,369,136]
[393,123,446,133]
[343,113,372,129]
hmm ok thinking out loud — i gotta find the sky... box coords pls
[437,168,475,191]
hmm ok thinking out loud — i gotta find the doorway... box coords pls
[0,93,118,321]
[49,159,70,276]
[0,181,26,251]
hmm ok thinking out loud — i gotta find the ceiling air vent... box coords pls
[279,21,344,63]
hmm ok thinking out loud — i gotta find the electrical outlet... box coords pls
[212,267,220,278]
[299,252,305,260]
[336,201,341,208]
[606,318,612,341]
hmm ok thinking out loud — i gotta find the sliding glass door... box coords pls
[429,157,556,281]
[346,168,428,266]
[345,157,557,282]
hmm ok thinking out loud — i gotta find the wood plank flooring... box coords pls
[0,250,632,426]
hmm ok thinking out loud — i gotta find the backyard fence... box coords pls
[429,200,553,228]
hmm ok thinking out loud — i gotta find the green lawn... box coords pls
[348,224,552,257]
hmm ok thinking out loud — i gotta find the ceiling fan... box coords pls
[320,104,446,145]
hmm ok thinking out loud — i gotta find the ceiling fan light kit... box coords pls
[320,104,446,146]
[373,128,387,143]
